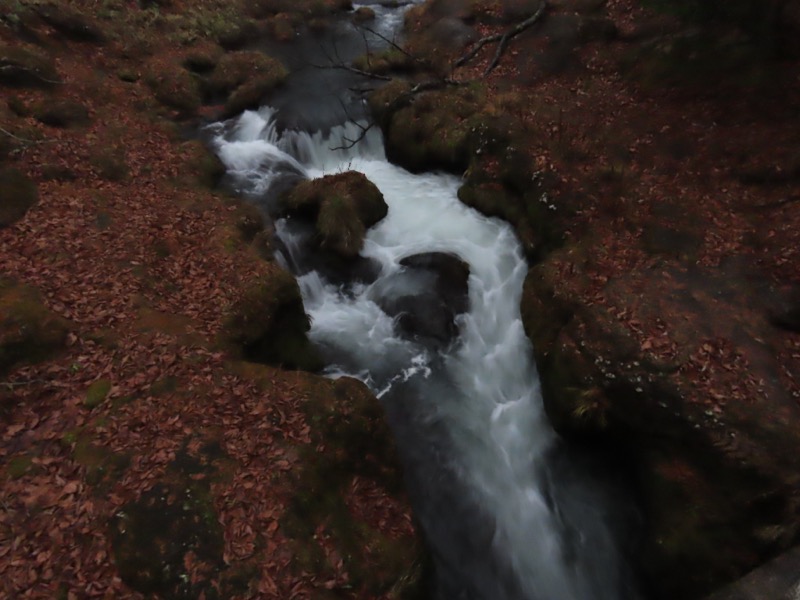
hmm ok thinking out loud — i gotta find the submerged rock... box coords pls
[372,252,470,345]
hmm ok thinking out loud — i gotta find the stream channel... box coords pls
[208,4,643,599]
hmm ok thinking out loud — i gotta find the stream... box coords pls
[208,4,642,599]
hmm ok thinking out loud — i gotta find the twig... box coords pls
[311,62,393,81]
[1,378,48,390]
[0,126,54,151]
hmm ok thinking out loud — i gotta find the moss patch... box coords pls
[84,378,112,409]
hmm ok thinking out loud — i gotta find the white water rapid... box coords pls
[210,107,639,600]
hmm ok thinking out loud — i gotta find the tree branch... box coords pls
[453,0,549,76]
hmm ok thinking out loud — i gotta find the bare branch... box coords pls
[0,64,64,85]
[452,0,549,76]
[311,62,393,81]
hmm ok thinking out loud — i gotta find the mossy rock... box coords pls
[0,45,59,88]
[203,52,287,117]
[34,3,107,44]
[0,167,37,227]
[353,6,376,22]
[282,375,426,596]
[33,99,90,128]
[281,171,387,258]
[145,65,201,115]
[206,51,287,96]
[178,139,226,188]
[182,43,224,74]
[382,86,485,173]
[222,268,322,371]
[0,278,69,375]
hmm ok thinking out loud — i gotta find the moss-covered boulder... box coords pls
[281,171,388,259]
[34,3,107,44]
[282,374,427,597]
[33,99,90,128]
[222,268,322,371]
[0,45,59,88]
[205,51,287,117]
[375,85,486,173]
[0,278,70,375]
[0,167,37,227]
[522,251,800,599]
[145,63,201,115]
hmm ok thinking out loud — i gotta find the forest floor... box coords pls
[1,0,798,598]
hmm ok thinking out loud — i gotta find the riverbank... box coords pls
[369,0,800,597]
[1,1,419,598]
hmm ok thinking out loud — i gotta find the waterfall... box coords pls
[209,106,640,600]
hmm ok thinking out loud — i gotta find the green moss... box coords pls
[317,194,365,258]
[89,148,129,182]
[84,379,112,408]
[0,166,37,227]
[207,51,286,95]
[205,52,287,117]
[6,454,34,479]
[74,435,130,487]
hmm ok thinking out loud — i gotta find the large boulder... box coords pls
[522,249,800,599]
[280,170,388,261]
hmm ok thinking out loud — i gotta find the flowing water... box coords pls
[209,7,641,599]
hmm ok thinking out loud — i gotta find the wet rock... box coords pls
[703,545,800,600]
[372,252,470,344]
[222,268,323,371]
